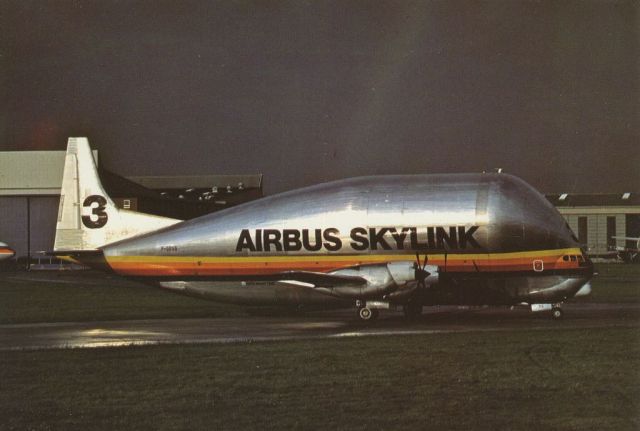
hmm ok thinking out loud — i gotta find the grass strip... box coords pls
[1,327,638,430]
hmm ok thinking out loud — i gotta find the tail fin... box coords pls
[54,137,181,251]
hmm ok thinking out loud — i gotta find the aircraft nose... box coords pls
[573,256,594,298]
[585,256,595,278]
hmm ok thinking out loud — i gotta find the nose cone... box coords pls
[574,282,592,297]
[576,254,595,290]
[569,254,595,299]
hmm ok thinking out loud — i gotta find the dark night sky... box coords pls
[1,1,638,195]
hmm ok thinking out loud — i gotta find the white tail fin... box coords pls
[54,137,181,251]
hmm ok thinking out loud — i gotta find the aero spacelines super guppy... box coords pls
[53,138,593,321]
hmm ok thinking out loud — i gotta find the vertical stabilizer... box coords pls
[54,137,181,251]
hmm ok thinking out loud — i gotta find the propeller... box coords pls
[414,253,431,289]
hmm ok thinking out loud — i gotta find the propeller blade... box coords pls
[413,253,431,289]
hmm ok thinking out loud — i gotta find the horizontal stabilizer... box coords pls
[48,249,103,257]
[48,249,111,271]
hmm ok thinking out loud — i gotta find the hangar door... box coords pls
[0,196,59,260]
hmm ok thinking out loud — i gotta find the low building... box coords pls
[546,193,640,258]
[100,170,263,221]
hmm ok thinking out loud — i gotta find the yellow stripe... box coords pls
[106,248,582,264]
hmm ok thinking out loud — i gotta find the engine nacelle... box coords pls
[386,261,439,286]
[314,261,439,300]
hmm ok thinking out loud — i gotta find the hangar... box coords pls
[0,150,262,266]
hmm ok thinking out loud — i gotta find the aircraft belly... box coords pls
[516,274,590,303]
[158,280,349,307]
[424,273,590,305]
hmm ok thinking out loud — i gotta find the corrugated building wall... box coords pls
[563,213,627,253]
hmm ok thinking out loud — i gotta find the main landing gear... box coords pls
[357,306,379,321]
[355,300,387,321]
[355,300,424,321]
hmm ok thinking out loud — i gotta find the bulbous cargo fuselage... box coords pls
[100,173,592,307]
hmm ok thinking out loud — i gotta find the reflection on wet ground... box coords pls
[1,303,638,350]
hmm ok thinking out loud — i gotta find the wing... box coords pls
[274,271,367,287]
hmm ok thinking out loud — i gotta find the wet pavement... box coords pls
[1,302,638,350]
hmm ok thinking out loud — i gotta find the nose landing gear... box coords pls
[530,303,564,320]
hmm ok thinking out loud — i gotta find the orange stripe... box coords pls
[106,250,584,277]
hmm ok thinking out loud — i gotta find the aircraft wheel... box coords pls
[403,302,423,320]
[358,307,378,321]
[551,307,563,320]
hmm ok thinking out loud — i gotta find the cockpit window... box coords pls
[563,255,569,261]
[570,255,577,262]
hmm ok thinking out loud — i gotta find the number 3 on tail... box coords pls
[82,195,108,228]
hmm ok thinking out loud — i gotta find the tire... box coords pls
[551,307,563,320]
[358,307,378,321]
[358,307,373,321]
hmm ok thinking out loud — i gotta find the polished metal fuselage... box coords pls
[101,173,592,307]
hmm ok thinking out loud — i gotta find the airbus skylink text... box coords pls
[236,226,481,252]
